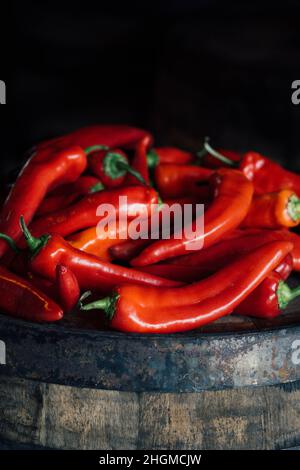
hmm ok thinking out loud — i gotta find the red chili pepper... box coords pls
[0,145,87,258]
[126,135,151,185]
[109,238,153,263]
[37,124,153,152]
[234,271,300,319]
[131,169,254,266]
[240,151,300,196]
[0,265,63,322]
[26,271,58,299]
[50,176,103,197]
[154,164,213,199]
[168,230,300,272]
[199,141,300,196]
[137,263,209,283]
[36,176,104,217]
[109,196,206,263]
[146,147,194,168]
[242,190,300,229]
[36,193,79,217]
[274,253,294,280]
[27,185,159,240]
[18,218,182,294]
[80,241,292,333]
[86,146,146,187]
[56,264,80,313]
[138,248,294,284]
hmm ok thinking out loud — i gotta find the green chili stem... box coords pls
[103,152,146,184]
[287,195,300,222]
[85,145,109,155]
[196,137,235,166]
[19,216,50,256]
[89,182,105,193]
[146,149,159,169]
[278,281,300,310]
[80,293,119,320]
[116,161,146,185]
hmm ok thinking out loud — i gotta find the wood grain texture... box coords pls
[1,375,300,450]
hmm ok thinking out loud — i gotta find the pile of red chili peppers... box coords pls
[0,125,300,333]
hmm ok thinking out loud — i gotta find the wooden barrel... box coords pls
[1,298,300,450]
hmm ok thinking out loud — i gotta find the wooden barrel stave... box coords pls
[1,375,300,450]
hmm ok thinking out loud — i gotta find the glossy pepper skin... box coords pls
[240,152,300,196]
[0,265,63,322]
[37,124,153,153]
[146,147,194,168]
[108,197,204,263]
[56,265,80,313]
[138,249,294,284]
[36,176,103,217]
[67,223,130,261]
[131,169,254,266]
[234,266,300,319]
[19,219,182,294]
[242,190,300,229]
[0,145,87,258]
[169,230,300,272]
[80,241,292,333]
[154,164,213,199]
[28,185,159,239]
[126,135,151,186]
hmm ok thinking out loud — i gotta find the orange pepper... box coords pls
[242,189,300,229]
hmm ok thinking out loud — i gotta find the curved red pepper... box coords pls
[56,264,80,314]
[242,190,300,229]
[240,152,300,196]
[154,164,213,199]
[147,147,194,168]
[36,176,104,217]
[169,229,300,272]
[37,125,153,152]
[0,146,87,258]
[18,218,182,294]
[138,249,294,284]
[0,265,63,322]
[126,135,151,186]
[26,271,58,300]
[80,241,292,333]
[234,266,300,319]
[28,185,159,240]
[196,139,300,196]
[131,169,254,266]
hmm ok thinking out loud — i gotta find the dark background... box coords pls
[1,0,300,173]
